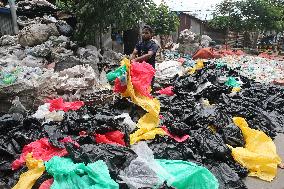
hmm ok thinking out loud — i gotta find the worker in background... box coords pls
[130,25,159,69]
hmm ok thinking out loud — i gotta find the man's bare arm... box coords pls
[133,50,154,62]
[130,48,138,60]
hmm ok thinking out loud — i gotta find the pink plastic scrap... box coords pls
[48,98,84,112]
[12,137,79,170]
[161,126,190,143]
[39,179,54,189]
[130,61,155,98]
[156,86,175,96]
[95,131,126,146]
[114,78,127,93]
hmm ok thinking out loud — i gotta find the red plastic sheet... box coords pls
[12,137,79,170]
[95,131,126,146]
[60,136,80,148]
[219,50,245,56]
[161,126,190,143]
[193,48,216,60]
[273,80,284,86]
[156,86,175,96]
[48,98,84,112]
[114,78,127,93]
[258,52,272,59]
[130,62,155,98]
[39,179,53,189]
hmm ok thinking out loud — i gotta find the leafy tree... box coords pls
[57,0,154,47]
[211,0,284,32]
[55,0,76,12]
[146,3,179,36]
[209,0,242,31]
[145,3,179,48]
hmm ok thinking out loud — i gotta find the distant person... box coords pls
[130,25,159,68]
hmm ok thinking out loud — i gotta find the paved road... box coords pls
[244,134,284,189]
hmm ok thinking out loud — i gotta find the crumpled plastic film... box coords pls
[229,117,282,181]
[32,103,65,122]
[214,55,284,84]
[45,156,119,189]
[120,142,219,189]
[188,59,205,74]
[114,78,127,93]
[12,138,72,170]
[119,142,173,188]
[95,130,126,146]
[48,98,84,112]
[225,77,240,88]
[161,126,190,143]
[106,64,127,82]
[156,159,219,189]
[231,87,241,93]
[12,153,45,189]
[39,179,53,189]
[121,59,160,117]
[130,112,166,145]
[130,61,155,98]
[118,59,164,144]
[156,86,175,96]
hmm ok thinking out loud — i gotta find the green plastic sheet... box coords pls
[106,65,127,82]
[156,159,219,189]
[120,142,219,189]
[45,156,119,189]
[225,77,240,87]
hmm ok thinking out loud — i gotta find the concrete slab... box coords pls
[244,133,284,189]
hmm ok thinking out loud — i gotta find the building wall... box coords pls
[178,13,203,36]
[178,14,191,33]
[190,18,201,35]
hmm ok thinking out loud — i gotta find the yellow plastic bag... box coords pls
[196,59,205,70]
[130,112,166,145]
[231,87,241,93]
[13,153,45,189]
[119,59,164,144]
[122,59,160,117]
[188,60,204,75]
[229,117,282,181]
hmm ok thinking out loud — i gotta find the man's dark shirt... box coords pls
[135,40,159,67]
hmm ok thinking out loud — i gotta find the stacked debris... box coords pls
[157,62,283,187]
[178,29,200,55]
[0,8,122,113]
[1,1,284,189]
[214,55,284,84]
[16,0,57,18]
[0,58,283,189]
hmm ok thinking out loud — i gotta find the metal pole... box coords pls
[8,0,19,35]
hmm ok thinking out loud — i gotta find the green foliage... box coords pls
[145,3,180,35]
[57,0,154,44]
[211,0,284,32]
[55,0,76,12]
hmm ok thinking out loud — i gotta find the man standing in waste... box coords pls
[130,25,159,89]
[130,25,159,69]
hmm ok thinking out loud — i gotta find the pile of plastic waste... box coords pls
[214,55,284,84]
[0,57,283,189]
[0,0,122,112]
